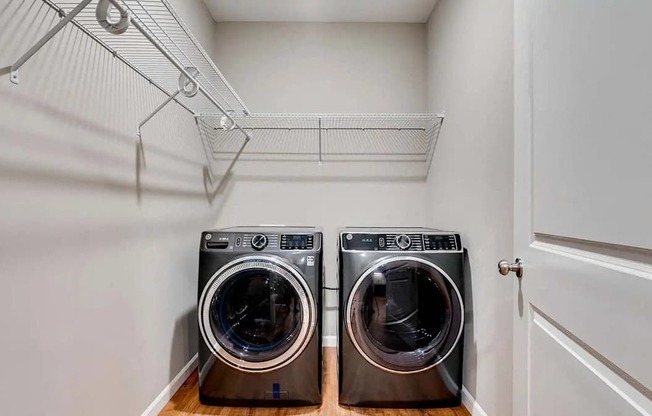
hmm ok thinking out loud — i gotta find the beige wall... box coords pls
[213,22,427,113]
[0,0,216,414]
[426,1,514,415]
[211,22,430,340]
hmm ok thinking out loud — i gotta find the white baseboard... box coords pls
[141,354,198,416]
[462,386,489,416]
[323,335,337,347]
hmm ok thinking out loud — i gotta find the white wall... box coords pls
[0,0,216,414]
[426,1,514,416]
[211,22,429,339]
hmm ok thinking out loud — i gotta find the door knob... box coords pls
[498,258,523,278]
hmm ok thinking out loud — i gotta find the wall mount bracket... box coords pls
[9,69,19,85]
[9,0,93,84]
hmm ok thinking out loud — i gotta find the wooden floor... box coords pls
[159,348,470,416]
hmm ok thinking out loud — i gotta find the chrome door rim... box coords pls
[199,255,316,373]
[345,255,464,374]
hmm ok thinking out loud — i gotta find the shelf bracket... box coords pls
[137,89,181,138]
[9,0,93,85]
[136,89,182,168]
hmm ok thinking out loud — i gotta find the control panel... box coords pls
[280,234,314,250]
[341,232,461,252]
[423,234,459,251]
[203,231,319,251]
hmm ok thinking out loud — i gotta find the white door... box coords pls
[512,1,652,415]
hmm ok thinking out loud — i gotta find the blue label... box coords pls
[272,383,280,399]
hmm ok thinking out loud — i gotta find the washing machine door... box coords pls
[199,255,316,373]
[346,256,464,374]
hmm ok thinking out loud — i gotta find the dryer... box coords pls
[197,227,322,406]
[338,227,464,407]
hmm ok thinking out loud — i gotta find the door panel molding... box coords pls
[531,236,652,281]
[529,0,652,251]
[530,307,652,413]
[534,234,652,267]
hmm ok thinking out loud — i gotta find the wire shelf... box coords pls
[197,113,445,176]
[44,0,249,116]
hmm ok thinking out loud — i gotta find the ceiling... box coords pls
[202,0,438,23]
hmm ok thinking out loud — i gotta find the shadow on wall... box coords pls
[463,249,478,398]
[0,85,222,203]
[170,307,199,381]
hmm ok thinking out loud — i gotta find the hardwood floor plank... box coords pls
[158,348,470,416]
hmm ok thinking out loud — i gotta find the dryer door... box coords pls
[346,256,464,374]
[199,255,316,372]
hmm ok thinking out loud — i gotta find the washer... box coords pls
[338,227,464,407]
[197,226,323,406]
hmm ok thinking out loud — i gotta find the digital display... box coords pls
[287,235,308,245]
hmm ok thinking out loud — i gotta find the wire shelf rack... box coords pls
[41,0,249,116]
[197,113,445,176]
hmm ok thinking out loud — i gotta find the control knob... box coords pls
[251,234,268,251]
[395,234,412,250]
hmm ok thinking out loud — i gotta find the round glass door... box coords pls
[346,256,464,374]
[199,256,316,372]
